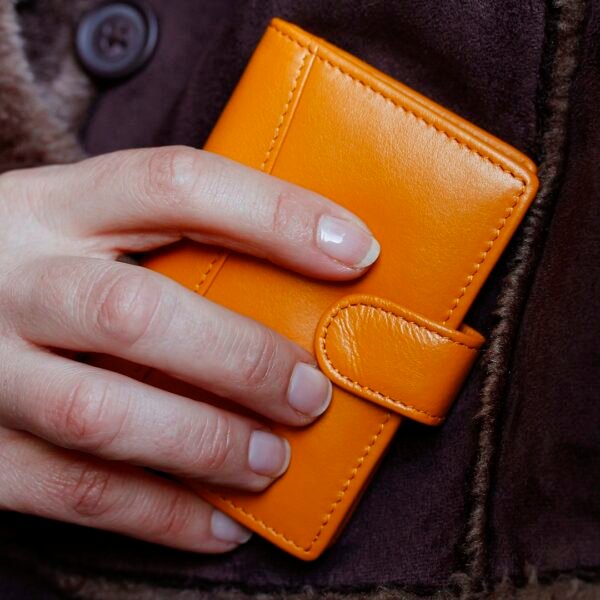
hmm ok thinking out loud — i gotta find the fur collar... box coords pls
[0,0,92,172]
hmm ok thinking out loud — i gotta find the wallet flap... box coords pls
[315,295,485,425]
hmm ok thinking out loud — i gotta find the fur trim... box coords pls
[0,0,92,172]
[460,0,590,596]
[50,568,600,600]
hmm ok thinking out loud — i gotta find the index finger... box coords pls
[15,147,381,280]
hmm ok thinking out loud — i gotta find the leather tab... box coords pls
[314,294,485,425]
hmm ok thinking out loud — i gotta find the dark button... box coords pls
[76,2,158,80]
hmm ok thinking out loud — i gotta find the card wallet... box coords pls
[108,19,539,559]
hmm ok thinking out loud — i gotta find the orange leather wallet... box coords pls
[114,19,539,559]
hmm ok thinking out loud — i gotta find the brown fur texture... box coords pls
[0,0,91,172]
[49,568,600,600]
[461,0,590,595]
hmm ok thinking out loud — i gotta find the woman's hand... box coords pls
[0,147,379,553]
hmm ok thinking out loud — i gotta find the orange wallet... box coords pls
[118,19,539,559]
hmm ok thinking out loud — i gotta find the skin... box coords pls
[0,146,379,553]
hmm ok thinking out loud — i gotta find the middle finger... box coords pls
[8,256,332,425]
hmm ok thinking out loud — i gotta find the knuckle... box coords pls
[195,413,236,474]
[144,146,199,206]
[0,170,18,200]
[149,491,198,540]
[0,169,31,202]
[0,167,54,213]
[90,269,163,346]
[51,377,125,453]
[56,460,116,519]
[0,432,21,512]
[160,412,236,476]
[268,188,314,243]
[238,326,280,389]
[0,171,31,222]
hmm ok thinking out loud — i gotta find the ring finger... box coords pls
[0,344,290,490]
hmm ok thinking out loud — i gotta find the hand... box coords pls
[0,147,379,553]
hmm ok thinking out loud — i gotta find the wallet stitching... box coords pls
[269,24,530,325]
[193,256,220,293]
[209,24,519,555]
[441,198,519,324]
[260,50,309,172]
[218,412,392,553]
[319,301,479,422]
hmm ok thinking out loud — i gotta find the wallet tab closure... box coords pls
[314,294,485,425]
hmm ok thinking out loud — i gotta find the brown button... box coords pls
[76,2,158,80]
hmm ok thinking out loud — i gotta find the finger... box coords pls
[5,147,380,279]
[9,256,333,426]
[0,346,290,489]
[0,428,252,553]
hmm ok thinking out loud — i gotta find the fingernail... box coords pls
[248,430,291,478]
[287,362,332,417]
[317,215,380,269]
[211,510,252,544]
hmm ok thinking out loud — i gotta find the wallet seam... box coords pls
[260,50,310,171]
[218,412,392,554]
[441,197,520,324]
[269,23,530,326]
[195,44,312,302]
[320,301,479,422]
[210,38,393,555]
[193,256,220,293]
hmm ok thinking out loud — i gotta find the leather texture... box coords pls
[96,19,539,559]
[315,295,485,425]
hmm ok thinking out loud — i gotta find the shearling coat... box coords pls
[0,0,598,598]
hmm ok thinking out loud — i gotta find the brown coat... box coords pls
[0,0,598,598]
